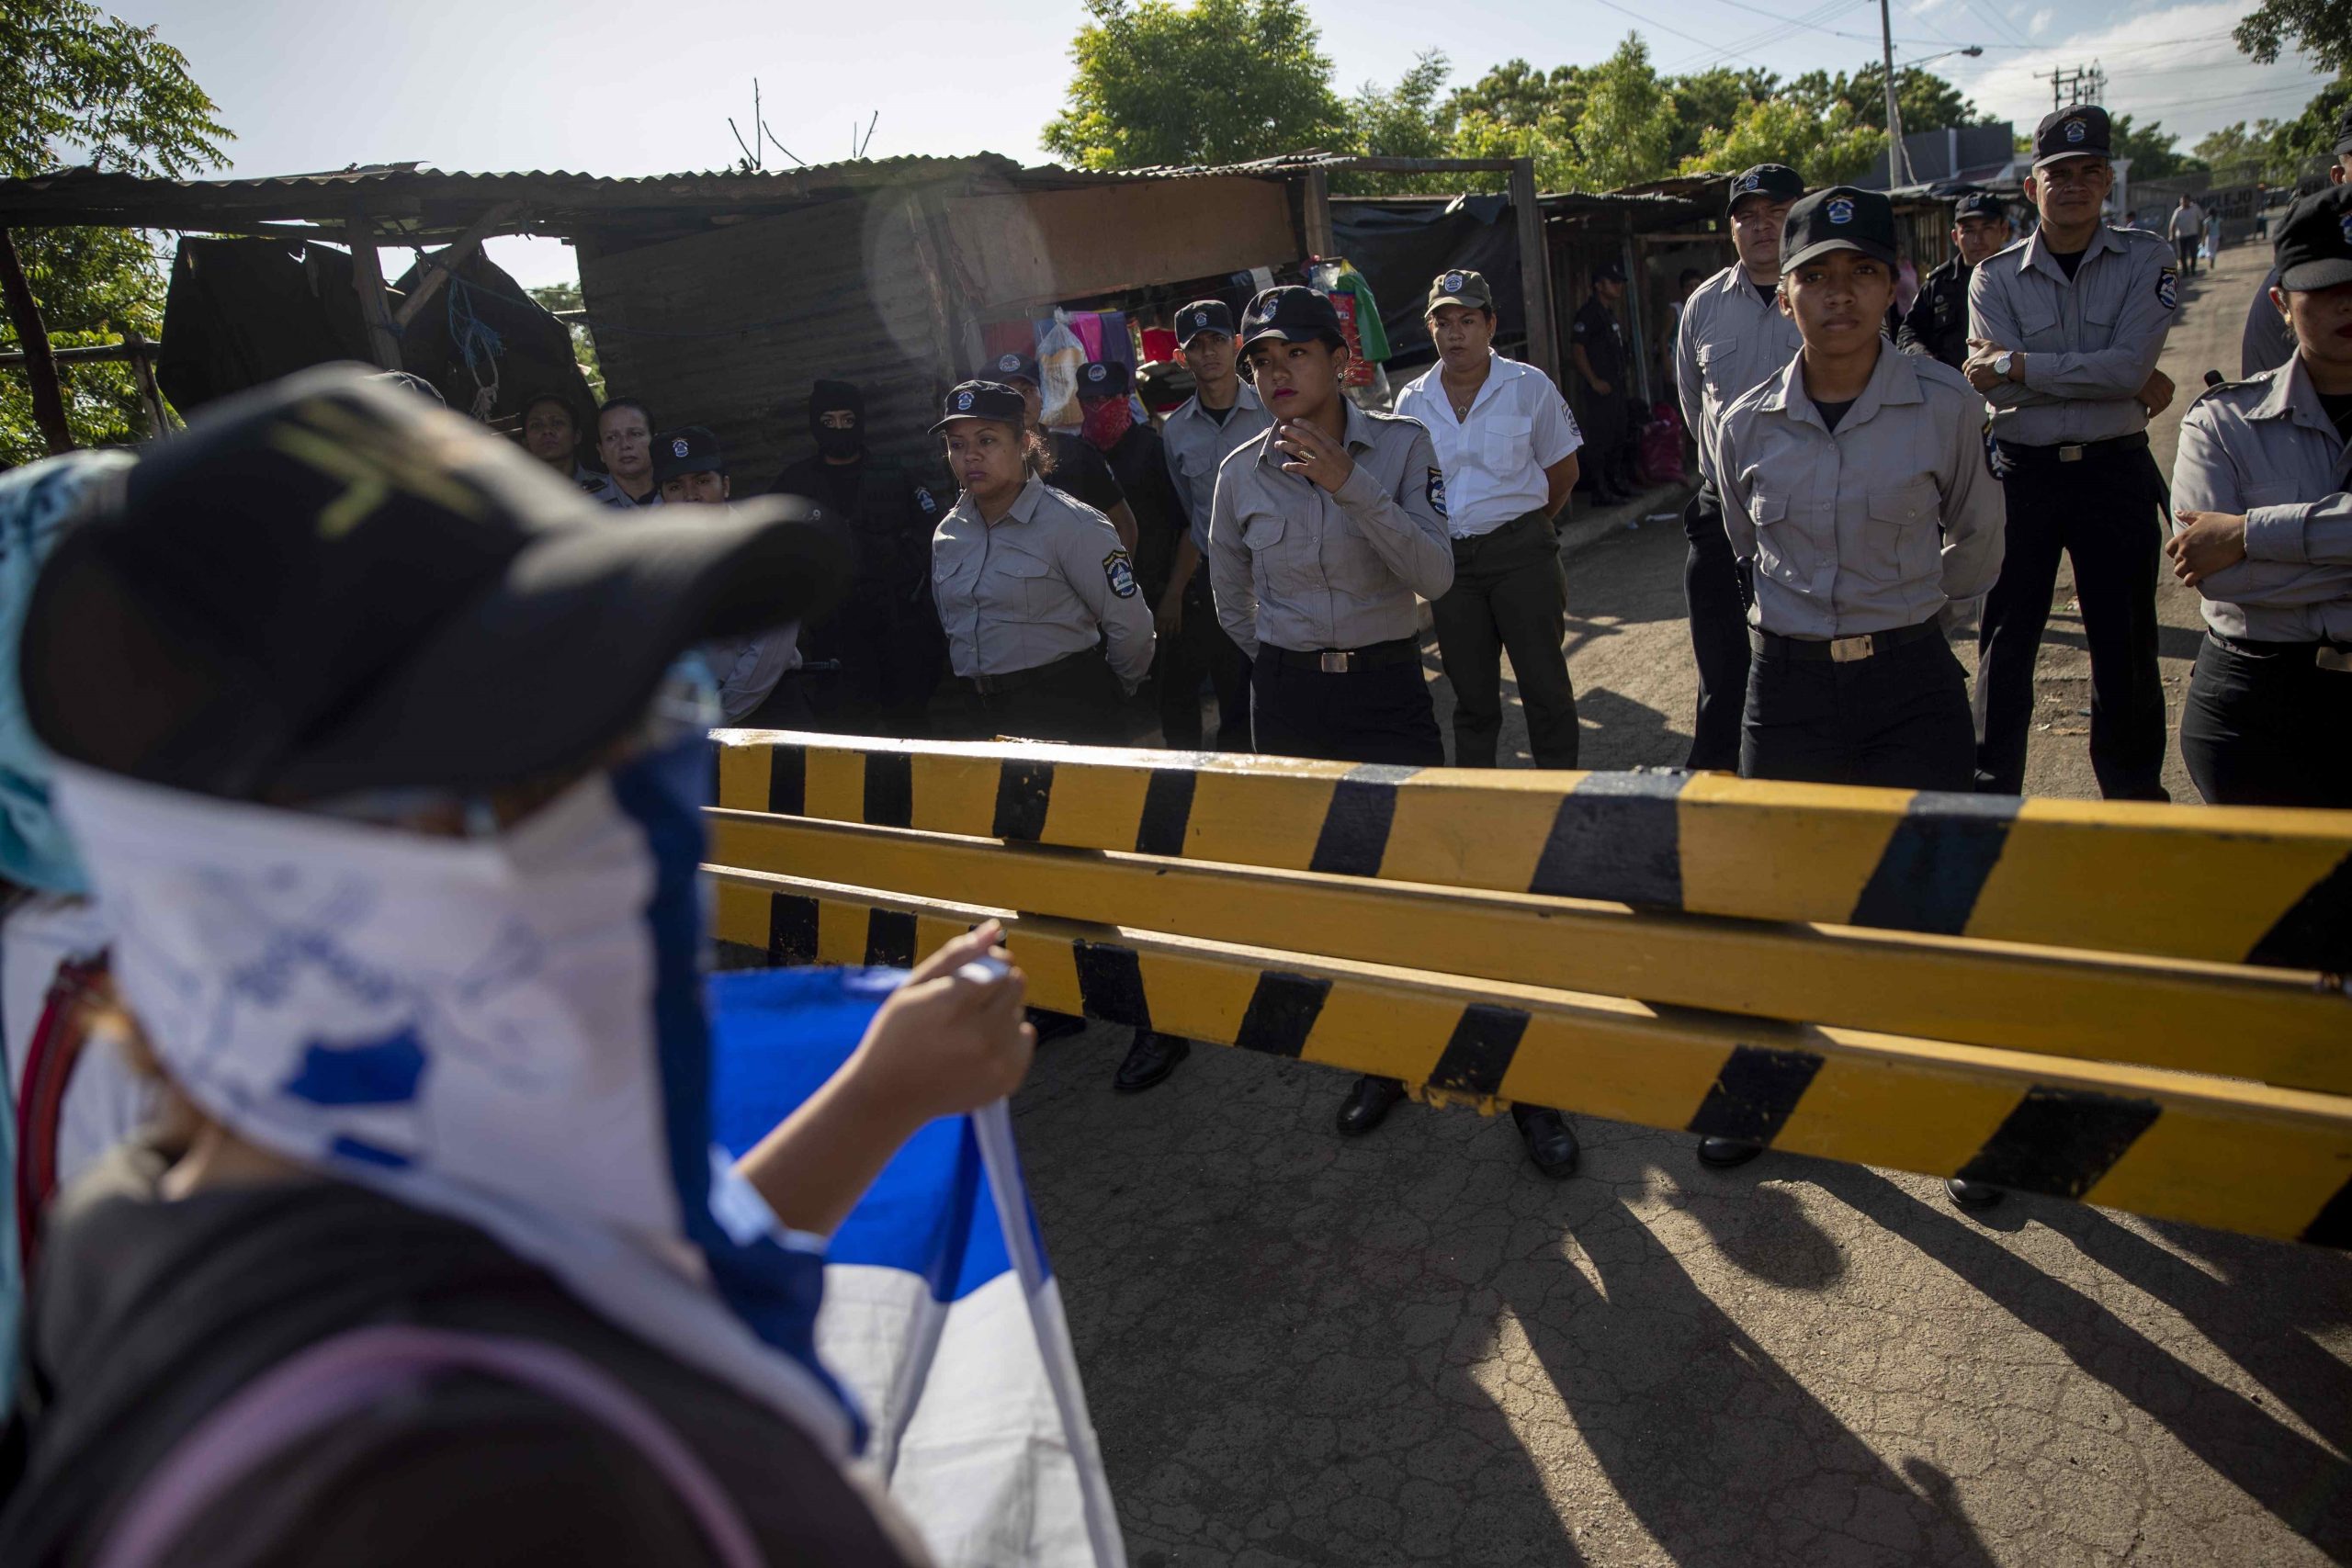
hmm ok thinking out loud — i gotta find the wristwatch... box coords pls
[1993,351,2018,380]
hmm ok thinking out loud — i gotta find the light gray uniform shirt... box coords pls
[2170,359,2352,644]
[1207,401,1454,660]
[578,473,664,510]
[1162,382,1273,555]
[931,475,1155,687]
[1968,223,2178,447]
[1713,346,2007,641]
[1676,263,1805,491]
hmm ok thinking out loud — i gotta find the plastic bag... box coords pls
[1036,312,1086,430]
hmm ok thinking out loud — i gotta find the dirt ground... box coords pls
[1014,237,2352,1566]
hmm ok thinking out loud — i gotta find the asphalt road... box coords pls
[1015,238,2352,1566]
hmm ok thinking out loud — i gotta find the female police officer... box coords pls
[2167,185,2352,808]
[1711,186,2007,1201]
[930,381,1193,1094]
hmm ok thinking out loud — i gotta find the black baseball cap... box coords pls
[1781,186,1899,274]
[20,364,845,801]
[1728,164,1804,214]
[2275,186,2352,291]
[1238,287,1344,351]
[654,425,726,484]
[931,379,1027,432]
[1428,268,1494,310]
[1952,191,2008,223]
[1175,300,1235,345]
[985,351,1038,386]
[2033,106,2111,169]
[1590,259,1626,285]
[1076,361,1132,399]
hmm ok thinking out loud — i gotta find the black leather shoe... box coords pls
[1945,1177,2005,1210]
[1113,1032,1190,1093]
[1027,1009,1087,1043]
[1696,1136,1762,1168]
[1336,1075,1407,1136]
[1513,1107,1579,1178]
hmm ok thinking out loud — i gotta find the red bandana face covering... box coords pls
[1080,397,1134,452]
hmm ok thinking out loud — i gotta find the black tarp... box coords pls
[1329,196,1525,372]
[156,239,378,414]
[391,251,594,428]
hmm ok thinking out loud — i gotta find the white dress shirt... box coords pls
[1393,352,1582,539]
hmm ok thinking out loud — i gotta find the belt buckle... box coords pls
[1829,633,1876,663]
[2058,444,2085,463]
[1318,649,1354,673]
[2318,646,2352,673]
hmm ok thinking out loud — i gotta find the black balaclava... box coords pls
[810,379,865,460]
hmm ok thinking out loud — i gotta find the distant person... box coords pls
[1570,259,1635,504]
[1073,362,1196,751]
[660,424,817,727]
[2169,193,2208,276]
[2244,104,2352,377]
[981,352,1138,554]
[580,396,662,508]
[1898,192,2014,370]
[521,390,587,481]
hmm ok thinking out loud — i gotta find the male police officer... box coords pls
[1395,268,1585,768]
[659,425,814,726]
[1898,192,2012,370]
[1571,259,1634,504]
[1075,361,1200,747]
[580,397,663,509]
[1677,164,1808,771]
[1161,299,1272,750]
[2242,102,2352,378]
[1967,105,2179,799]
[982,351,1137,552]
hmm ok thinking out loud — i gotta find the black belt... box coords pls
[967,649,1089,696]
[1265,636,1419,674]
[1994,431,2149,468]
[2209,629,2352,670]
[1750,619,1942,663]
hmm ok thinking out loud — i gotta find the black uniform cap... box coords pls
[1589,259,1626,285]
[2275,185,2352,292]
[1952,191,2008,224]
[1076,361,1132,399]
[2032,105,2111,169]
[931,379,1028,433]
[1175,300,1235,345]
[985,351,1039,386]
[1728,164,1805,213]
[1781,186,1899,275]
[653,425,726,483]
[1238,286,1345,351]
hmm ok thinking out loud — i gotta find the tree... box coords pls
[1785,63,1982,137]
[2234,0,2352,75]
[1,0,228,462]
[1444,59,1588,131]
[2193,121,2282,183]
[1332,50,1457,194]
[2269,77,2352,181]
[526,282,604,400]
[1669,68,1779,164]
[1681,96,1886,186]
[2109,113,2202,182]
[1572,36,1679,190]
[1042,0,1345,170]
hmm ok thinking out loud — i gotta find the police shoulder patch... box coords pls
[1427,466,1449,519]
[914,486,937,514]
[2156,268,2179,310]
[1103,548,1138,598]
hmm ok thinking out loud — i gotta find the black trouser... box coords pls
[1581,391,1630,493]
[967,649,1126,745]
[1682,486,1752,771]
[2175,233,2199,274]
[1741,627,1974,790]
[811,592,945,739]
[2178,632,2352,807]
[1430,510,1579,769]
[1158,561,1253,751]
[738,667,821,731]
[1250,642,1443,765]
[1973,441,2168,799]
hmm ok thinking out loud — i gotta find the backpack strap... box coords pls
[94,1325,765,1568]
[14,953,107,1276]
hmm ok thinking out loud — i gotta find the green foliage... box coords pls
[1783,63,1983,136]
[2109,113,2202,182]
[1333,50,1455,194]
[1443,59,1589,131]
[1574,36,1680,191]
[1681,96,1886,186]
[2191,80,2352,186]
[526,281,604,400]
[0,0,229,459]
[1041,0,1346,169]
[1669,69,1779,164]
[2234,0,2352,75]
[2193,121,2282,183]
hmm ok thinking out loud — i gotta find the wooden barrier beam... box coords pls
[704,865,2352,1250]
[711,733,2352,972]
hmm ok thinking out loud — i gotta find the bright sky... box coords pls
[113,0,2330,290]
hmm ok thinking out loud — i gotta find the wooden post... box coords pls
[1301,169,1335,261]
[124,331,171,438]
[1510,159,1559,385]
[392,202,517,331]
[0,229,74,454]
[345,212,403,370]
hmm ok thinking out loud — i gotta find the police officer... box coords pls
[1967,105,2179,800]
[1207,288,1578,1174]
[1160,299,1272,750]
[2168,186,2352,808]
[1677,164,1808,771]
[1074,360,1198,746]
[1394,267,1585,768]
[580,397,663,509]
[659,425,819,728]
[980,351,1138,553]
[1897,192,2013,370]
[768,378,945,737]
[2241,102,2352,378]
[1570,258,1635,504]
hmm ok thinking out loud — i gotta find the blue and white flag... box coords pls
[710,966,1125,1568]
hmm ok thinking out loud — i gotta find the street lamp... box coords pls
[1878,40,1986,185]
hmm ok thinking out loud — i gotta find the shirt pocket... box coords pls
[1697,338,1740,402]
[1747,490,1826,595]
[1481,415,1532,474]
[990,548,1064,622]
[1860,479,1943,588]
[2015,299,2068,353]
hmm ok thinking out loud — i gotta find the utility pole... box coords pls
[2041,63,2108,110]
[1878,0,1908,186]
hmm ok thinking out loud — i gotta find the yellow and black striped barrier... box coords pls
[707,865,2352,1250]
[713,732,2352,972]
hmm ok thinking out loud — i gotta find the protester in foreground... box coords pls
[767,379,945,738]
[1570,260,1635,505]
[1897,192,2012,370]
[1966,106,2178,800]
[522,390,588,481]
[581,396,662,509]
[1074,362,1196,753]
[2167,186,2352,808]
[981,353,1137,554]
[658,425,819,728]
[1677,164,1808,772]
[1394,268,1584,770]
[1159,301,1269,750]
[0,366,1049,1567]
[2242,101,2352,378]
